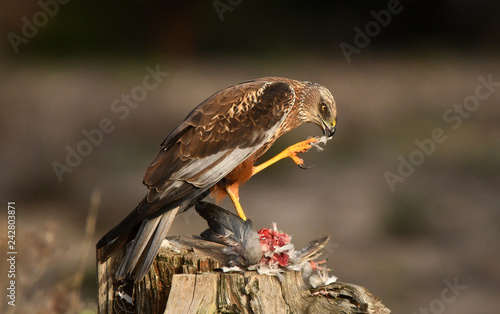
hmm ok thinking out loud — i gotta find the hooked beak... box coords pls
[320,116,336,138]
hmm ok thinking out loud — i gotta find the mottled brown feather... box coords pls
[143,79,296,191]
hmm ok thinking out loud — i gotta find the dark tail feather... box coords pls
[98,206,179,282]
[116,214,163,279]
[135,207,178,280]
[96,195,166,263]
[96,189,210,282]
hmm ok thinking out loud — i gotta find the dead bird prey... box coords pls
[197,201,336,287]
[196,201,262,266]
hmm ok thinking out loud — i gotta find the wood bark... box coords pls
[97,235,390,314]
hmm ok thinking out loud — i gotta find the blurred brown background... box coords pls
[1,1,499,313]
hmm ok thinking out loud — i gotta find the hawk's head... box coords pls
[301,83,337,138]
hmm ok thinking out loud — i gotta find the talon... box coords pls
[298,163,316,170]
[298,163,308,169]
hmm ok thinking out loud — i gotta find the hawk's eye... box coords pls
[321,104,327,113]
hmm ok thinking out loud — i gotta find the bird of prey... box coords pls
[97,77,337,282]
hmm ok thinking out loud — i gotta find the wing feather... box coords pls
[144,80,296,194]
[105,79,296,239]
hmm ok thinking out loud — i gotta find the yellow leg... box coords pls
[226,184,247,221]
[252,137,318,176]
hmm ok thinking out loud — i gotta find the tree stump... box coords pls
[97,235,390,313]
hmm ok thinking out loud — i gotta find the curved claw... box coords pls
[298,163,316,170]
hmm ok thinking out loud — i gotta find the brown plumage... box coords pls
[97,77,337,282]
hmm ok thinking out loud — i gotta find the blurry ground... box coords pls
[0,55,499,313]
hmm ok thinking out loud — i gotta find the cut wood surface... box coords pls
[97,235,390,314]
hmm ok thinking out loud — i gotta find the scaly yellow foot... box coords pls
[252,137,318,175]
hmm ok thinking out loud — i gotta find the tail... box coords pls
[97,189,210,282]
[96,198,179,282]
[117,206,179,281]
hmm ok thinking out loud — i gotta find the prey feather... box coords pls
[310,135,333,152]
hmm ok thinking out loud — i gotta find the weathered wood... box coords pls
[97,235,390,313]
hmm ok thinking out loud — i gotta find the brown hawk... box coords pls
[97,77,337,282]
